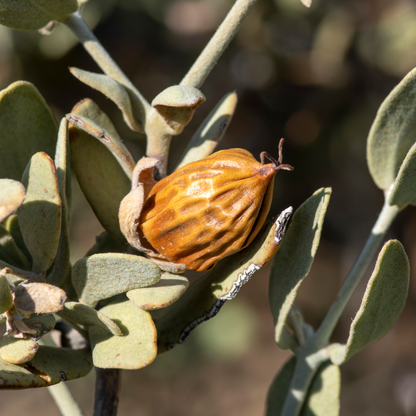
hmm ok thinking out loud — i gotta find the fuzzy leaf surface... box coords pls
[0,336,38,364]
[300,362,341,416]
[339,240,409,363]
[156,209,292,353]
[0,274,13,314]
[22,314,56,338]
[269,188,331,349]
[48,118,70,286]
[72,253,161,307]
[265,356,296,416]
[0,81,57,181]
[0,225,31,270]
[69,99,131,244]
[127,272,189,310]
[18,152,61,272]
[2,215,31,262]
[367,68,416,190]
[89,300,157,369]
[0,179,25,223]
[0,0,78,30]
[389,141,416,206]
[58,301,122,336]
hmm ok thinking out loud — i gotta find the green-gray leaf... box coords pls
[269,188,331,349]
[89,300,157,369]
[0,224,31,270]
[265,356,296,416]
[367,68,416,191]
[48,118,70,286]
[0,336,38,364]
[0,0,78,31]
[336,240,409,364]
[70,67,143,133]
[0,179,25,223]
[58,301,122,336]
[69,99,131,244]
[72,253,161,307]
[0,356,47,388]
[177,91,238,168]
[22,314,56,338]
[0,274,13,314]
[18,152,62,272]
[300,362,341,416]
[0,81,57,181]
[127,272,188,310]
[2,215,31,262]
[388,141,416,206]
[156,209,292,353]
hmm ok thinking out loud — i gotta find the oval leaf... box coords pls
[69,99,131,244]
[72,253,161,307]
[388,141,416,206]
[0,356,47,388]
[0,0,78,31]
[18,152,62,272]
[340,240,409,363]
[269,188,331,349]
[156,208,292,353]
[0,179,25,223]
[58,301,122,336]
[22,314,56,338]
[89,300,157,369]
[265,356,296,416]
[0,336,38,364]
[0,225,31,270]
[367,68,416,191]
[70,67,143,132]
[48,118,71,286]
[127,272,189,310]
[2,214,31,262]
[177,91,238,168]
[0,81,57,181]
[0,273,13,314]
[300,362,341,416]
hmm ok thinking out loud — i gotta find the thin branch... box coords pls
[180,0,258,88]
[93,368,121,416]
[48,382,86,416]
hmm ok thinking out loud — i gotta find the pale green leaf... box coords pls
[2,215,31,262]
[0,81,57,181]
[69,99,131,244]
[0,336,38,364]
[388,141,416,206]
[0,356,48,388]
[300,362,341,416]
[25,345,92,384]
[156,208,292,352]
[70,67,143,132]
[72,253,161,307]
[22,314,56,338]
[265,356,296,416]
[367,68,416,191]
[152,85,206,134]
[18,152,62,272]
[0,225,31,270]
[89,300,157,369]
[58,301,122,336]
[177,91,238,168]
[341,240,409,363]
[0,179,25,223]
[48,118,70,286]
[0,0,78,30]
[127,272,188,310]
[66,112,135,178]
[0,274,13,314]
[269,188,331,349]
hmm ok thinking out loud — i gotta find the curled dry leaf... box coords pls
[13,282,67,318]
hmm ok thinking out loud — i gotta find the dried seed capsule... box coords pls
[138,139,293,272]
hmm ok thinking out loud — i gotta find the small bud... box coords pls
[119,139,293,272]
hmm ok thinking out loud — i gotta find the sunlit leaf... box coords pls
[0,336,38,364]
[0,179,25,223]
[269,188,331,349]
[72,253,161,307]
[89,300,157,369]
[0,81,57,181]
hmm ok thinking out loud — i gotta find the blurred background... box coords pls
[2,0,416,414]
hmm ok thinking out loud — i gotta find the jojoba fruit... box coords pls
[138,139,293,272]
